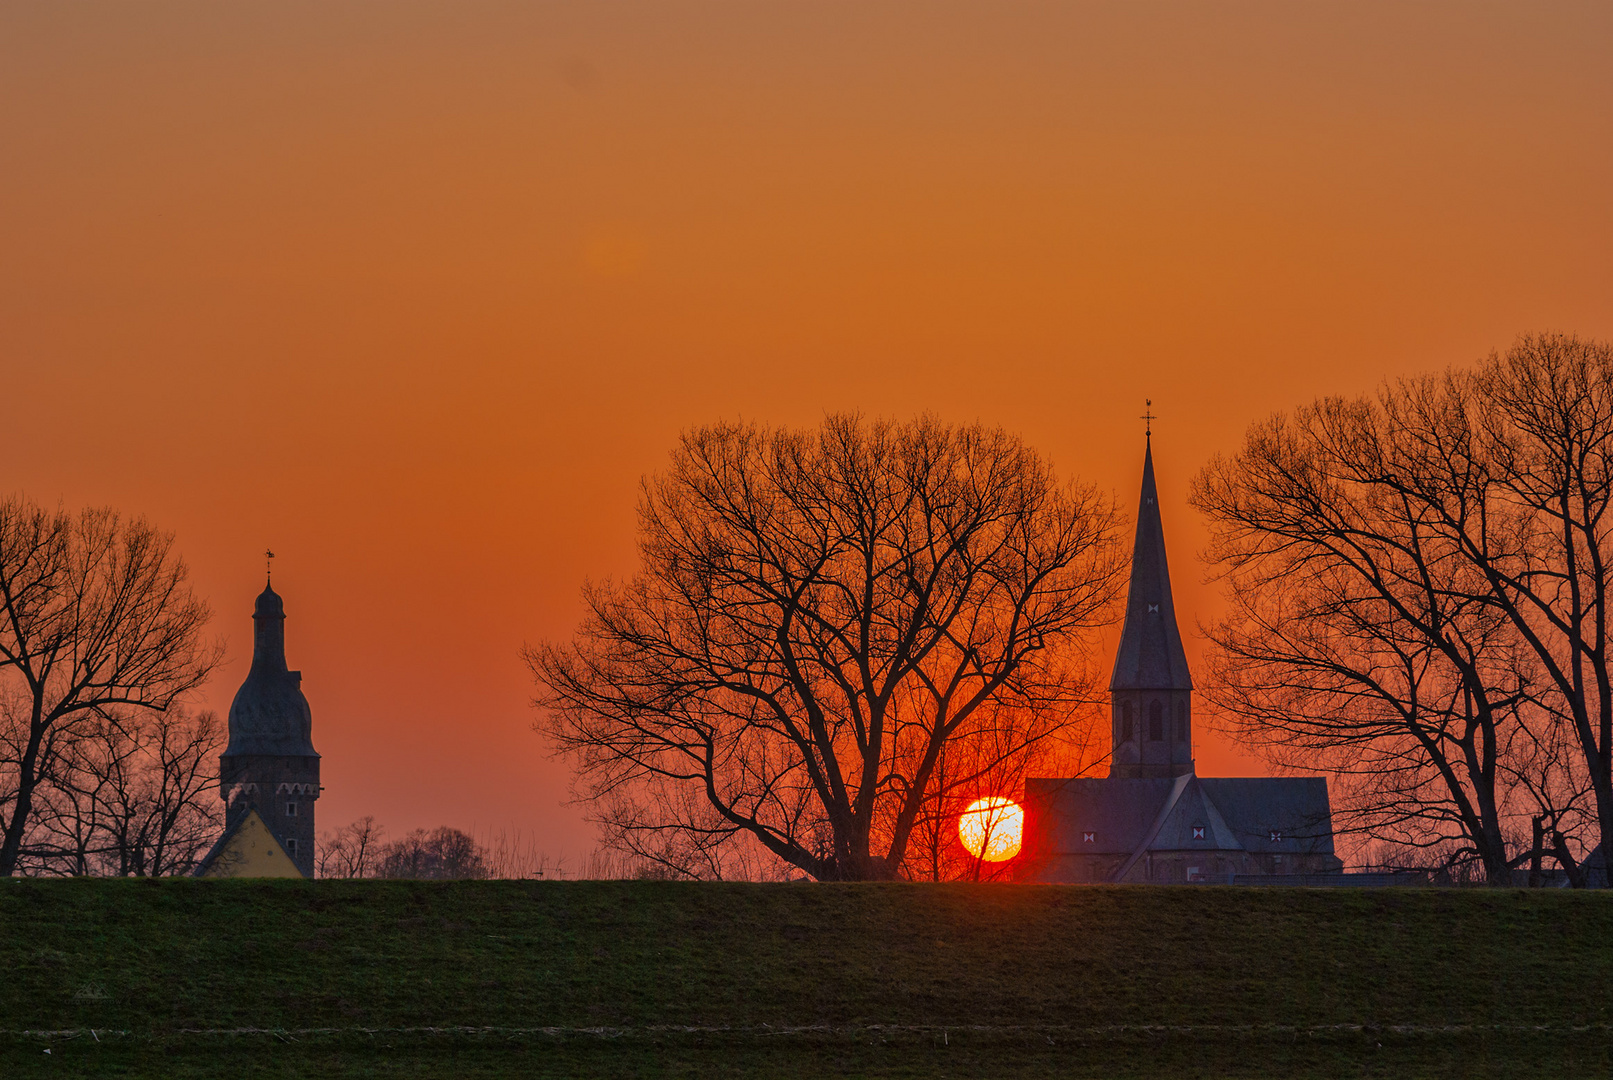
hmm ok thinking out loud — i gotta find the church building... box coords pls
[1022,436,1342,884]
[195,578,321,878]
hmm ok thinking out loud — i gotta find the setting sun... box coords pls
[958,797,1024,862]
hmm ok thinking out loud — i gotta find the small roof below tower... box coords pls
[1110,437,1194,691]
[193,807,305,878]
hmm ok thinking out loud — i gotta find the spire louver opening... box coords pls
[1109,440,1193,692]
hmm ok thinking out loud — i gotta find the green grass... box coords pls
[2,879,1611,1076]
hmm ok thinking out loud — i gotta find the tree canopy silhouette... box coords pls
[0,498,218,876]
[529,415,1122,881]
[1194,334,1613,884]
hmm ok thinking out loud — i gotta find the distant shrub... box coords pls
[375,826,489,880]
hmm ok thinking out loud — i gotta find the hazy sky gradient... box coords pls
[4,2,1610,867]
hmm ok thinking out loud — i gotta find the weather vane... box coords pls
[265,548,275,581]
[1141,399,1155,436]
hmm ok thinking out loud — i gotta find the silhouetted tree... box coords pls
[0,499,219,876]
[317,815,386,879]
[23,707,224,876]
[376,826,488,879]
[529,415,1123,880]
[1193,334,1610,883]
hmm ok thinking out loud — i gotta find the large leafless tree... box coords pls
[22,707,224,876]
[529,415,1123,881]
[1193,334,1613,883]
[0,498,219,876]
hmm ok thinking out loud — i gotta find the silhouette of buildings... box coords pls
[196,581,321,877]
[1023,436,1342,883]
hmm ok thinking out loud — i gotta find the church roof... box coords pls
[224,582,318,759]
[192,807,306,878]
[1025,775,1337,858]
[1110,437,1194,691]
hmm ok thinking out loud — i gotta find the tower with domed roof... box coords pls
[217,579,321,876]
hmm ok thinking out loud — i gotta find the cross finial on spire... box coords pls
[1141,399,1155,438]
[265,549,275,583]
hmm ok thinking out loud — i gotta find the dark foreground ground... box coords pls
[1,879,1610,1078]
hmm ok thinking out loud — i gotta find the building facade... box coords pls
[1022,436,1342,883]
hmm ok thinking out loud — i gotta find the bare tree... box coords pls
[81,708,220,876]
[318,815,386,879]
[375,826,489,880]
[1193,335,1612,883]
[11,709,223,878]
[0,499,219,876]
[1465,335,1613,882]
[528,415,1124,881]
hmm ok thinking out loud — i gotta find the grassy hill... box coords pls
[2,879,1610,1077]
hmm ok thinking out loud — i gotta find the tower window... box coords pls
[1082,831,1096,844]
[1192,826,1205,840]
[1148,700,1163,741]
[287,838,298,856]
[286,801,297,817]
[1175,700,1188,742]
[1121,702,1134,743]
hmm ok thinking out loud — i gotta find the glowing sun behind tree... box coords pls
[958,797,1024,862]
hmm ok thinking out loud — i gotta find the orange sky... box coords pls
[3,2,1610,870]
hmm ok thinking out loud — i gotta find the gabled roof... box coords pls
[1025,774,1337,859]
[192,807,306,878]
[1198,777,1336,853]
[1109,438,1194,691]
[1026,776,1180,855]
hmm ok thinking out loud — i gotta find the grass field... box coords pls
[2,879,1610,1077]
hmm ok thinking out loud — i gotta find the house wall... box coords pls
[1025,849,1342,884]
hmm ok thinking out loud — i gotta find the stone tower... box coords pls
[219,581,320,876]
[1108,436,1195,779]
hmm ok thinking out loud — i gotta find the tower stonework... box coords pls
[219,583,320,876]
[1108,437,1195,779]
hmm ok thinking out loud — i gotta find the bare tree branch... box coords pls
[528,415,1123,880]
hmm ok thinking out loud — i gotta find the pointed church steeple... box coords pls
[1109,435,1195,778]
[1110,436,1193,693]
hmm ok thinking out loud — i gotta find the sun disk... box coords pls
[958,796,1023,862]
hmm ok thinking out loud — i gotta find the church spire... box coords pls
[1110,437,1193,692]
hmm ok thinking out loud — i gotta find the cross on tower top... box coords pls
[265,549,276,582]
[1141,399,1156,437]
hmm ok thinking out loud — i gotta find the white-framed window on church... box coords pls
[287,838,298,857]
[1148,700,1163,741]
[1121,702,1134,743]
[287,801,298,817]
